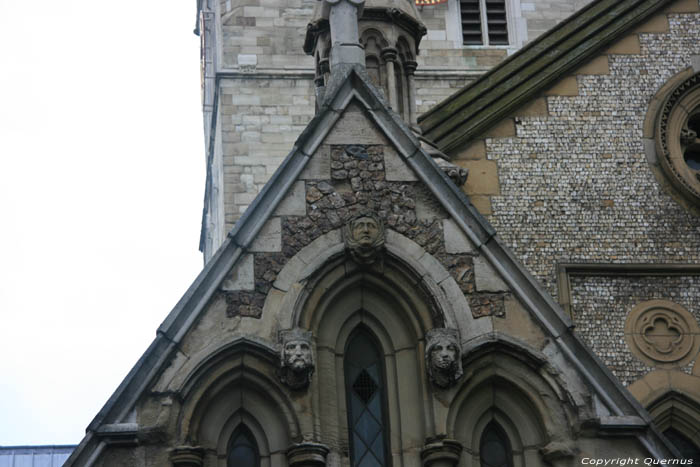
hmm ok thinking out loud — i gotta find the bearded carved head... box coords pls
[344,213,385,265]
[279,328,314,390]
[425,328,462,389]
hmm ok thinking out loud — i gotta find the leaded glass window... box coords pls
[345,328,389,467]
[480,421,513,467]
[227,425,260,467]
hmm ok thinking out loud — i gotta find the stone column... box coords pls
[287,442,330,467]
[421,438,462,467]
[381,47,399,111]
[170,446,204,467]
[404,60,419,130]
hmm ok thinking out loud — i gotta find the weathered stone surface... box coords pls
[250,217,282,252]
[384,146,418,181]
[474,255,509,292]
[469,293,506,319]
[443,218,474,253]
[275,181,307,216]
[301,145,331,180]
[222,254,255,291]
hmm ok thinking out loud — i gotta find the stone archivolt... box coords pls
[625,299,700,368]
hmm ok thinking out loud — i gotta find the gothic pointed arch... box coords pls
[647,391,700,462]
[175,339,301,466]
[285,231,461,466]
[447,341,579,467]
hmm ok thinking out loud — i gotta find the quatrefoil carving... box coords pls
[625,300,700,367]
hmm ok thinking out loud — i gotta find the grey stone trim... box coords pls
[556,263,700,318]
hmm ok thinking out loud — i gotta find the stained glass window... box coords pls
[345,328,389,467]
[480,421,513,467]
[227,425,259,467]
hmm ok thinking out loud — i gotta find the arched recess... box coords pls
[175,339,300,467]
[647,391,700,459]
[448,344,578,467]
[295,254,445,466]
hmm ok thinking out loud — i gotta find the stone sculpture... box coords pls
[344,213,385,265]
[279,328,314,390]
[425,328,463,388]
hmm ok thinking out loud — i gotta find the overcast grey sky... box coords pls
[0,1,205,445]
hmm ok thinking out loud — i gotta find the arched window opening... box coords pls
[663,428,700,463]
[227,424,260,467]
[480,421,513,467]
[345,327,390,467]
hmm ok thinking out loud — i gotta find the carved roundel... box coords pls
[625,300,700,368]
[655,72,700,206]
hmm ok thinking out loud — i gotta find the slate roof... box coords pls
[418,0,674,153]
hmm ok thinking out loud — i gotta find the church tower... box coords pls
[196,0,592,261]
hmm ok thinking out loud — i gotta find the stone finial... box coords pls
[343,212,385,265]
[318,0,366,68]
[425,328,463,389]
[279,328,315,390]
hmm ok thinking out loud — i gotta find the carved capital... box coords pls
[421,438,462,467]
[279,328,315,390]
[425,328,463,388]
[170,446,204,467]
[381,47,398,62]
[287,442,330,467]
[404,60,418,75]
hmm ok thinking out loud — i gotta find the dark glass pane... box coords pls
[684,146,700,170]
[480,421,513,467]
[664,429,700,463]
[345,327,389,467]
[227,425,259,467]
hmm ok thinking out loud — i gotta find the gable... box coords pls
[66,66,678,466]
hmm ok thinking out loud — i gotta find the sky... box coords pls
[0,1,206,445]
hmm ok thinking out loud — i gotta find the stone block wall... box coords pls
[203,0,594,249]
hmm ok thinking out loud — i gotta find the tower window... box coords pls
[345,328,390,467]
[460,0,509,45]
[227,425,260,467]
[480,421,514,467]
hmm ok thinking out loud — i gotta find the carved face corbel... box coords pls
[343,213,385,265]
[279,329,314,390]
[425,328,463,389]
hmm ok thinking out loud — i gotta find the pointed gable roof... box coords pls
[67,64,676,466]
[418,0,675,153]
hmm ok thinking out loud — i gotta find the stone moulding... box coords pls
[655,72,700,207]
[420,437,462,467]
[556,263,700,319]
[286,442,330,467]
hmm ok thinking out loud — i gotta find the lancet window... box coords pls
[344,327,390,467]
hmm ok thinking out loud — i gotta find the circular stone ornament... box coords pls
[655,72,700,207]
[625,300,700,368]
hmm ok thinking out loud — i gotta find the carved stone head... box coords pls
[344,213,385,265]
[279,328,314,390]
[425,328,462,389]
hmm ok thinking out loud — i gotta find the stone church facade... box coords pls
[65,0,700,465]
